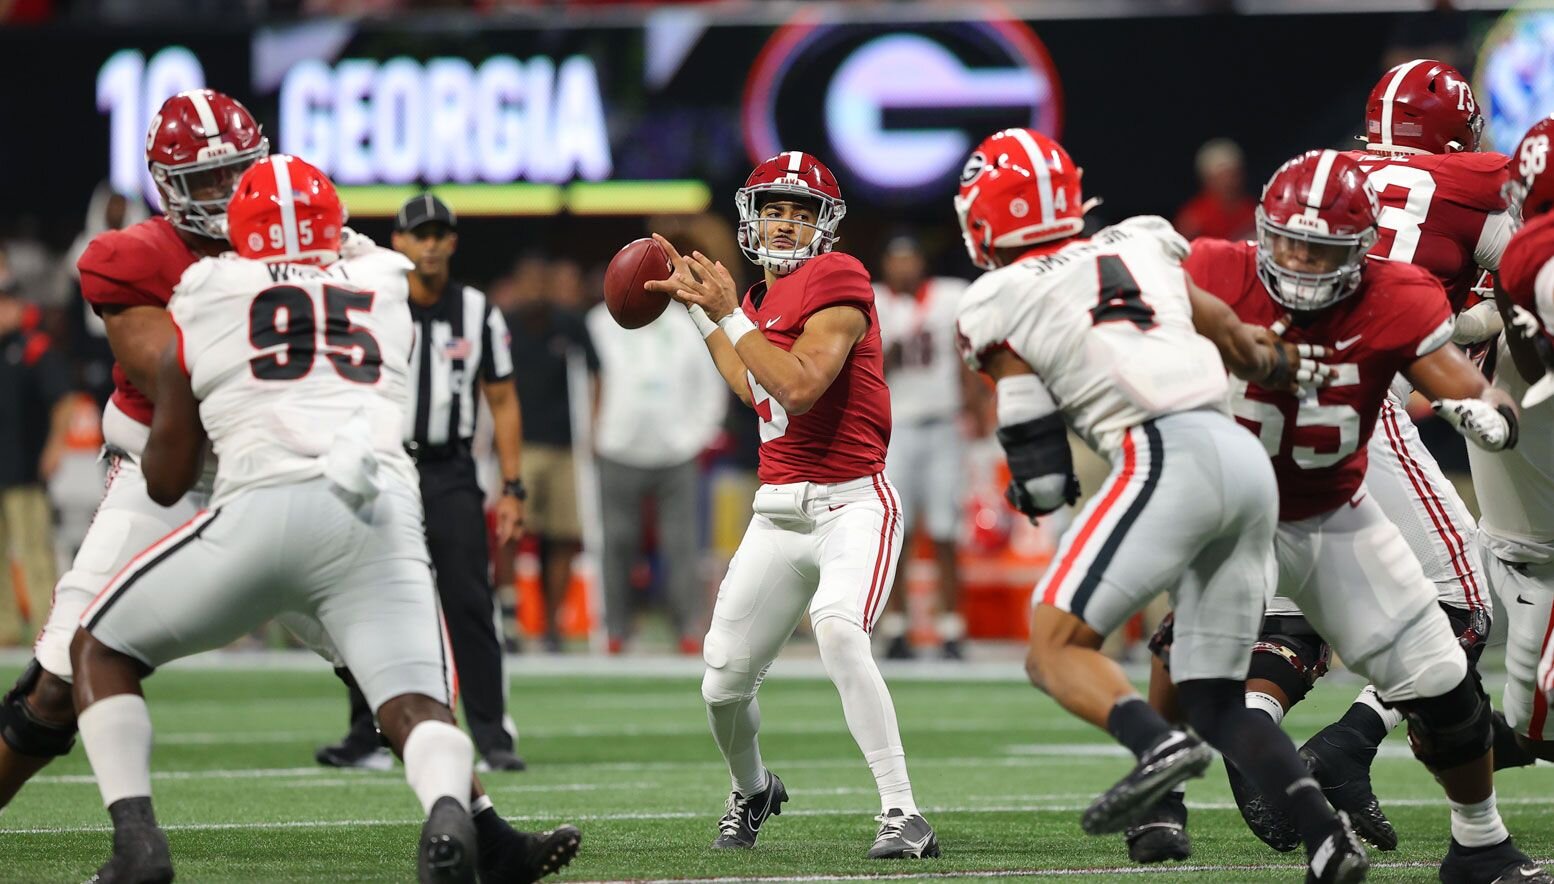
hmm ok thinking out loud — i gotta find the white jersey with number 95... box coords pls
[955,215,1229,456]
[170,246,420,507]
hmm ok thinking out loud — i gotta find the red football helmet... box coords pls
[1256,149,1380,311]
[227,155,343,265]
[1363,59,1483,155]
[1508,115,1554,224]
[146,89,269,240]
[954,129,1085,270]
[735,151,845,276]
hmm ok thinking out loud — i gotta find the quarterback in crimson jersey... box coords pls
[1143,149,1546,884]
[647,151,937,859]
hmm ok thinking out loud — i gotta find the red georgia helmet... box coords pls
[735,151,845,276]
[954,129,1085,270]
[146,89,269,240]
[1508,115,1554,224]
[1256,149,1380,311]
[1363,59,1483,155]
[228,155,343,265]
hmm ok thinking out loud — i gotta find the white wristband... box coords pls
[996,373,1057,426]
[718,308,758,346]
[687,305,719,339]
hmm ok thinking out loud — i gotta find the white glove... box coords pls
[1433,398,1517,451]
[339,226,377,259]
[1509,304,1543,341]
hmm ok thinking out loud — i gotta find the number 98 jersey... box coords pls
[955,216,1229,457]
[1184,238,1454,521]
[170,246,420,506]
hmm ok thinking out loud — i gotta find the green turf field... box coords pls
[1,661,1550,882]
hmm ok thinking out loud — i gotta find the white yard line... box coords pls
[9,797,1554,834]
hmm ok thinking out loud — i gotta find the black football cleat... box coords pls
[1083,732,1214,835]
[885,635,913,660]
[1224,757,1300,852]
[1300,723,1396,851]
[315,738,394,771]
[1440,837,1553,884]
[477,820,581,884]
[867,808,940,859]
[1125,792,1191,863]
[1305,811,1369,884]
[478,749,528,773]
[711,770,788,849]
[87,824,175,884]
[941,639,965,661]
[419,796,478,884]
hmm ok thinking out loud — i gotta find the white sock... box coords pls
[1449,792,1509,848]
[471,794,494,815]
[1355,685,1405,732]
[1245,691,1286,725]
[402,721,473,814]
[937,612,966,642]
[815,618,918,815]
[78,694,154,808]
[707,697,767,796]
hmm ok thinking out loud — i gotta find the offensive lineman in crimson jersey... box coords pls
[1474,114,1554,767]
[954,129,1369,884]
[644,152,938,859]
[0,90,263,810]
[1141,150,1547,884]
[1175,61,1533,862]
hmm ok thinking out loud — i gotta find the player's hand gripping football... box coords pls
[645,234,740,322]
[1260,315,1336,394]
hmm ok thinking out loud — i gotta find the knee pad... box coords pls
[1400,672,1493,771]
[701,628,759,706]
[1247,615,1331,707]
[1,660,78,758]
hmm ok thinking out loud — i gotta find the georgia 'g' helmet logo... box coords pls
[960,151,987,186]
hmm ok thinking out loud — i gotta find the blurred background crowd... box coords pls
[1,0,1547,658]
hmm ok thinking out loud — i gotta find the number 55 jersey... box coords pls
[1183,238,1453,522]
[170,245,420,507]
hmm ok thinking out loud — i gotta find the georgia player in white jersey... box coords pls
[67,155,579,883]
[953,129,1367,883]
[872,235,971,660]
[1473,114,1554,764]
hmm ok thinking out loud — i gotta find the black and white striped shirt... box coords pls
[405,279,514,447]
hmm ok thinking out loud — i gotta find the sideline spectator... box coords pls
[587,297,726,654]
[1174,138,1256,242]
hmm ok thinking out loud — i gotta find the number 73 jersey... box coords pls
[169,246,421,505]
[1184,238,1454,521]
[955,216,1230,457]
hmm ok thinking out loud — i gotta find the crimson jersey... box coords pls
[1185,239,1453,520]
[1499,212,1554,345]
[76,216,201,425]
[740,251,890,484]
[1345,150,1513,311]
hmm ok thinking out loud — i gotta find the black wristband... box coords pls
[502,478,527,501]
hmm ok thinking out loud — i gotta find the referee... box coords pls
[317,195,528,772]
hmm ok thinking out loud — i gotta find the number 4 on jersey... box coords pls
[1089,255,1157,330]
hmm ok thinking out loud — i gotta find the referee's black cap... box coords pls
[396,194,458,233]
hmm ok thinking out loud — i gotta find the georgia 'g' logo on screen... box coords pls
[743,19,1062,198]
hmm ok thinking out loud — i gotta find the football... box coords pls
[603,237,673,329]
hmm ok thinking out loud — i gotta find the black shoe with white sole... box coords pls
[867,809,940,859]
[1440,837,1553,884]
[711,770,788,849]
[1125,792,1191,863]
[1083,732,1214,835]
[420,796,478,884]
[1305,811,1369,884]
